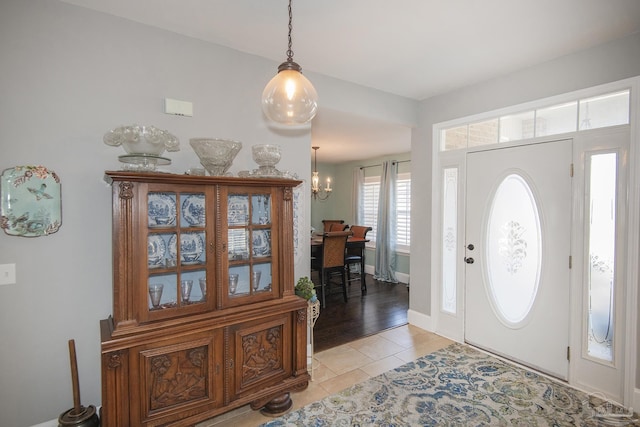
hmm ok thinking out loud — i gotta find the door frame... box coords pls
[428,77,639,408]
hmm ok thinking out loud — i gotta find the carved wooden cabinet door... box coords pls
[129,330,224,426]
[225,313,293,402]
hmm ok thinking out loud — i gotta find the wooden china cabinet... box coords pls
[100,171,309,427]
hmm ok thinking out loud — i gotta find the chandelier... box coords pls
[311,146,332,200]
[262,0,318,125]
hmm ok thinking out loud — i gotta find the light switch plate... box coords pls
[0,263,16,285]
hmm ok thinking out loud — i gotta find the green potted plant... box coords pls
[295,276,317,302]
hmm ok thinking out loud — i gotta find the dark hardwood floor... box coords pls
[312,272,410,352]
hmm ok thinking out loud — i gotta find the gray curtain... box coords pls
[374,161,398,283]
[352,167,364,226]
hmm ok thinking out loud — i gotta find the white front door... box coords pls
[465,140,572,380]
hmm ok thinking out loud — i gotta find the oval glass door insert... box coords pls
[486,173,542,325]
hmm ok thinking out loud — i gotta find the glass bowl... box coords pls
[104,125,180,156]
[189,138,242,176]
[252,144,282,167]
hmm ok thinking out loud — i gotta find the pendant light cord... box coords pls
[286,0,294,62]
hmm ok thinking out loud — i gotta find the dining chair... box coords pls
[345,225,373,293]
[329,223,349,231]
[322,219,345,232]
[316,230,352,308]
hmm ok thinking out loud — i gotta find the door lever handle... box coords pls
[464,257,474,264]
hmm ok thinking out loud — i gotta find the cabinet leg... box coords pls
[258,392,293,416]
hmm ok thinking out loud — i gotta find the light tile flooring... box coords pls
[198,325,454,427]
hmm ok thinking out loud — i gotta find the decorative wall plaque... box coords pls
[1,166,62,237]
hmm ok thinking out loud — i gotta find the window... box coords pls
[396,175,411,251]
[363,176,380,242]
[440,89,630,151]
[362,172,411,252]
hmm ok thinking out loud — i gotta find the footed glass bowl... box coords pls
[251,144,282,177]
[252,144,281,167]
[190,138,242,176]
[104,125,179,156]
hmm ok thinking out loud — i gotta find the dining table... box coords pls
[310,235,369,287]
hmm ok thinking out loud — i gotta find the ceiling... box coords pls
[60,0,640,163]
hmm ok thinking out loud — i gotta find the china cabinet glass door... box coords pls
[144,186,214,320]
[224,188,277,306]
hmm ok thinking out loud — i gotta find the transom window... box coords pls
[440,90,630,151]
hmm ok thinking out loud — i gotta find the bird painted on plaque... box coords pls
[27,183,53,201]
[11,212,29,228]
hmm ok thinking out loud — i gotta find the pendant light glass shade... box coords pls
[262,0,318,125]
[262,64,318,125]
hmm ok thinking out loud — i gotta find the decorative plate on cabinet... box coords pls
[169,232,205,264]
[0,166,62,237]
[181,194,205,227]
[148,193,176,227]
[228,195,249,226]
[147,235,166,267]
[252,230,271,258]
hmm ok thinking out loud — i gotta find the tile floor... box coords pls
[198,325,454,427]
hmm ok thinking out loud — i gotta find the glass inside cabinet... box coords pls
[146,190,209,313]
[226,192,274,299]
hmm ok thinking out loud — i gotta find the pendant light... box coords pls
[311,146,332,200]
[262,0,318,125]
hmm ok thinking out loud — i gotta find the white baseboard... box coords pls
[363,265,410,284]
[395,271,410,284]
[407,309,433,332]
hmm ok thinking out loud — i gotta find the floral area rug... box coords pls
[262,343,638,426]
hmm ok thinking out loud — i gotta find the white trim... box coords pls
[623,76,640,409]
[395,271,410,284]
[364,264,409,284]
[407,309,434,333]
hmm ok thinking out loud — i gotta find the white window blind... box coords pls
[362,172,411,252]
[396,175,411,251]
[363,176,380,244]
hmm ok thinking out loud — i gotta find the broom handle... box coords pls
[68,339,82,413]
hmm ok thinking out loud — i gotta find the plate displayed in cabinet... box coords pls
[148,235,166,267]
[252,195,271,225]
[169,233,205,264]
[252,230,271,258]
[228,195,249,226]
[148,193,176,227]
[182,194,205,227]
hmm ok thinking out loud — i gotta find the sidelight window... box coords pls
[586,152,617,362]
